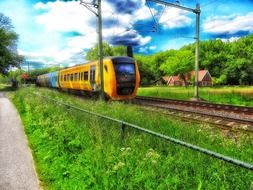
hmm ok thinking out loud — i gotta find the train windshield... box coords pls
[114,63,135,75]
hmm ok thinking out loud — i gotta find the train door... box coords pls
[90,66,96,91]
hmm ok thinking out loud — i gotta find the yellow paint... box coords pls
[39,57,140,100]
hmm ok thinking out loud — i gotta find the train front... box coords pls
[105,57,140,100]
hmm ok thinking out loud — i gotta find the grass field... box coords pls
[137,86,253,106]
[7,87,253,189]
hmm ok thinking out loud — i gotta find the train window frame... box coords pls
[104,65,108,72]
[84,71,88,81]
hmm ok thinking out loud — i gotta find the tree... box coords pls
[160,50,194,85]
[86,42,113,61]
[0,13,24,75]
[112,45,127,56]
[135,54,156,85]
[86,42,128,61]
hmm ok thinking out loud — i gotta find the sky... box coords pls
[1,0,253,70]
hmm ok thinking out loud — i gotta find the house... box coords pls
[167,76,185,86]
[153,76,171,85]
[190,70,213,86]
[161,70,213,87]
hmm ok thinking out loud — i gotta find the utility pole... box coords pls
[80,0,104,100]
[194,3,200,100]
[147,0,201,100]
[97,0,104,100]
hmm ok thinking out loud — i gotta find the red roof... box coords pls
[190,70,210,81]
[162,76,170,82]
[20,73,29,79]
[170,76,181,81]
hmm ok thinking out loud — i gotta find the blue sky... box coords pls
[1,0,253,69]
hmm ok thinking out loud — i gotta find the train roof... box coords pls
[60,56,134,69]
[37,56,135,78]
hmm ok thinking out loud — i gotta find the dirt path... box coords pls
[0,92,40,190]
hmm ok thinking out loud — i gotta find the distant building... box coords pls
[191,70,213,86]
[159,70,213,86]
[153,76,170,85]
[167,76,185,86]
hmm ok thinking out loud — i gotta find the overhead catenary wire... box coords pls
[146,0,221,33]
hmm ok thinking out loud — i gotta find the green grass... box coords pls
[9,87,253,189]
[137,86,253,106]
[0,83,14,92]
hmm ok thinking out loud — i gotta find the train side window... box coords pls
[81,72,83,80]
[75,73,77,81]
[71,74,73,81]
[84,71,88,81]
[90,70,95,81]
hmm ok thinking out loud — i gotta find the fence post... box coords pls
[121,122,126,140]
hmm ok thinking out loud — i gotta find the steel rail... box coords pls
[140,106,249,132]
[134,100,253,126]
[32,92,253,171]
[136,96,253,114]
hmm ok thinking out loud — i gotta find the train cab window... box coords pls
[84,71,88,81]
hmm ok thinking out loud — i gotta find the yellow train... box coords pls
[37,56,140,100]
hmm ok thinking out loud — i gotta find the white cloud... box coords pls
[30,0,153,67]
[159,7,192,28]
[35,0,94,33]
[203,12,253,34]
[19,47,85,67]
[217,36,240,42]
[139,45,157,53]
[149,45,157,50]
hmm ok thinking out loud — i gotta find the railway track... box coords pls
[134,96,253,132]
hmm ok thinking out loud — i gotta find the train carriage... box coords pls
[37,56,140,100]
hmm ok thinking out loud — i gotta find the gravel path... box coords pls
[0,92,40,190]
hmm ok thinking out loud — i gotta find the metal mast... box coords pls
[194,3,200,100]
[80,0,104,100]
[147,0,201,100]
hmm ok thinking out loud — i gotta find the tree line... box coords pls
[135,35,253,86]
[0,13,23,75]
